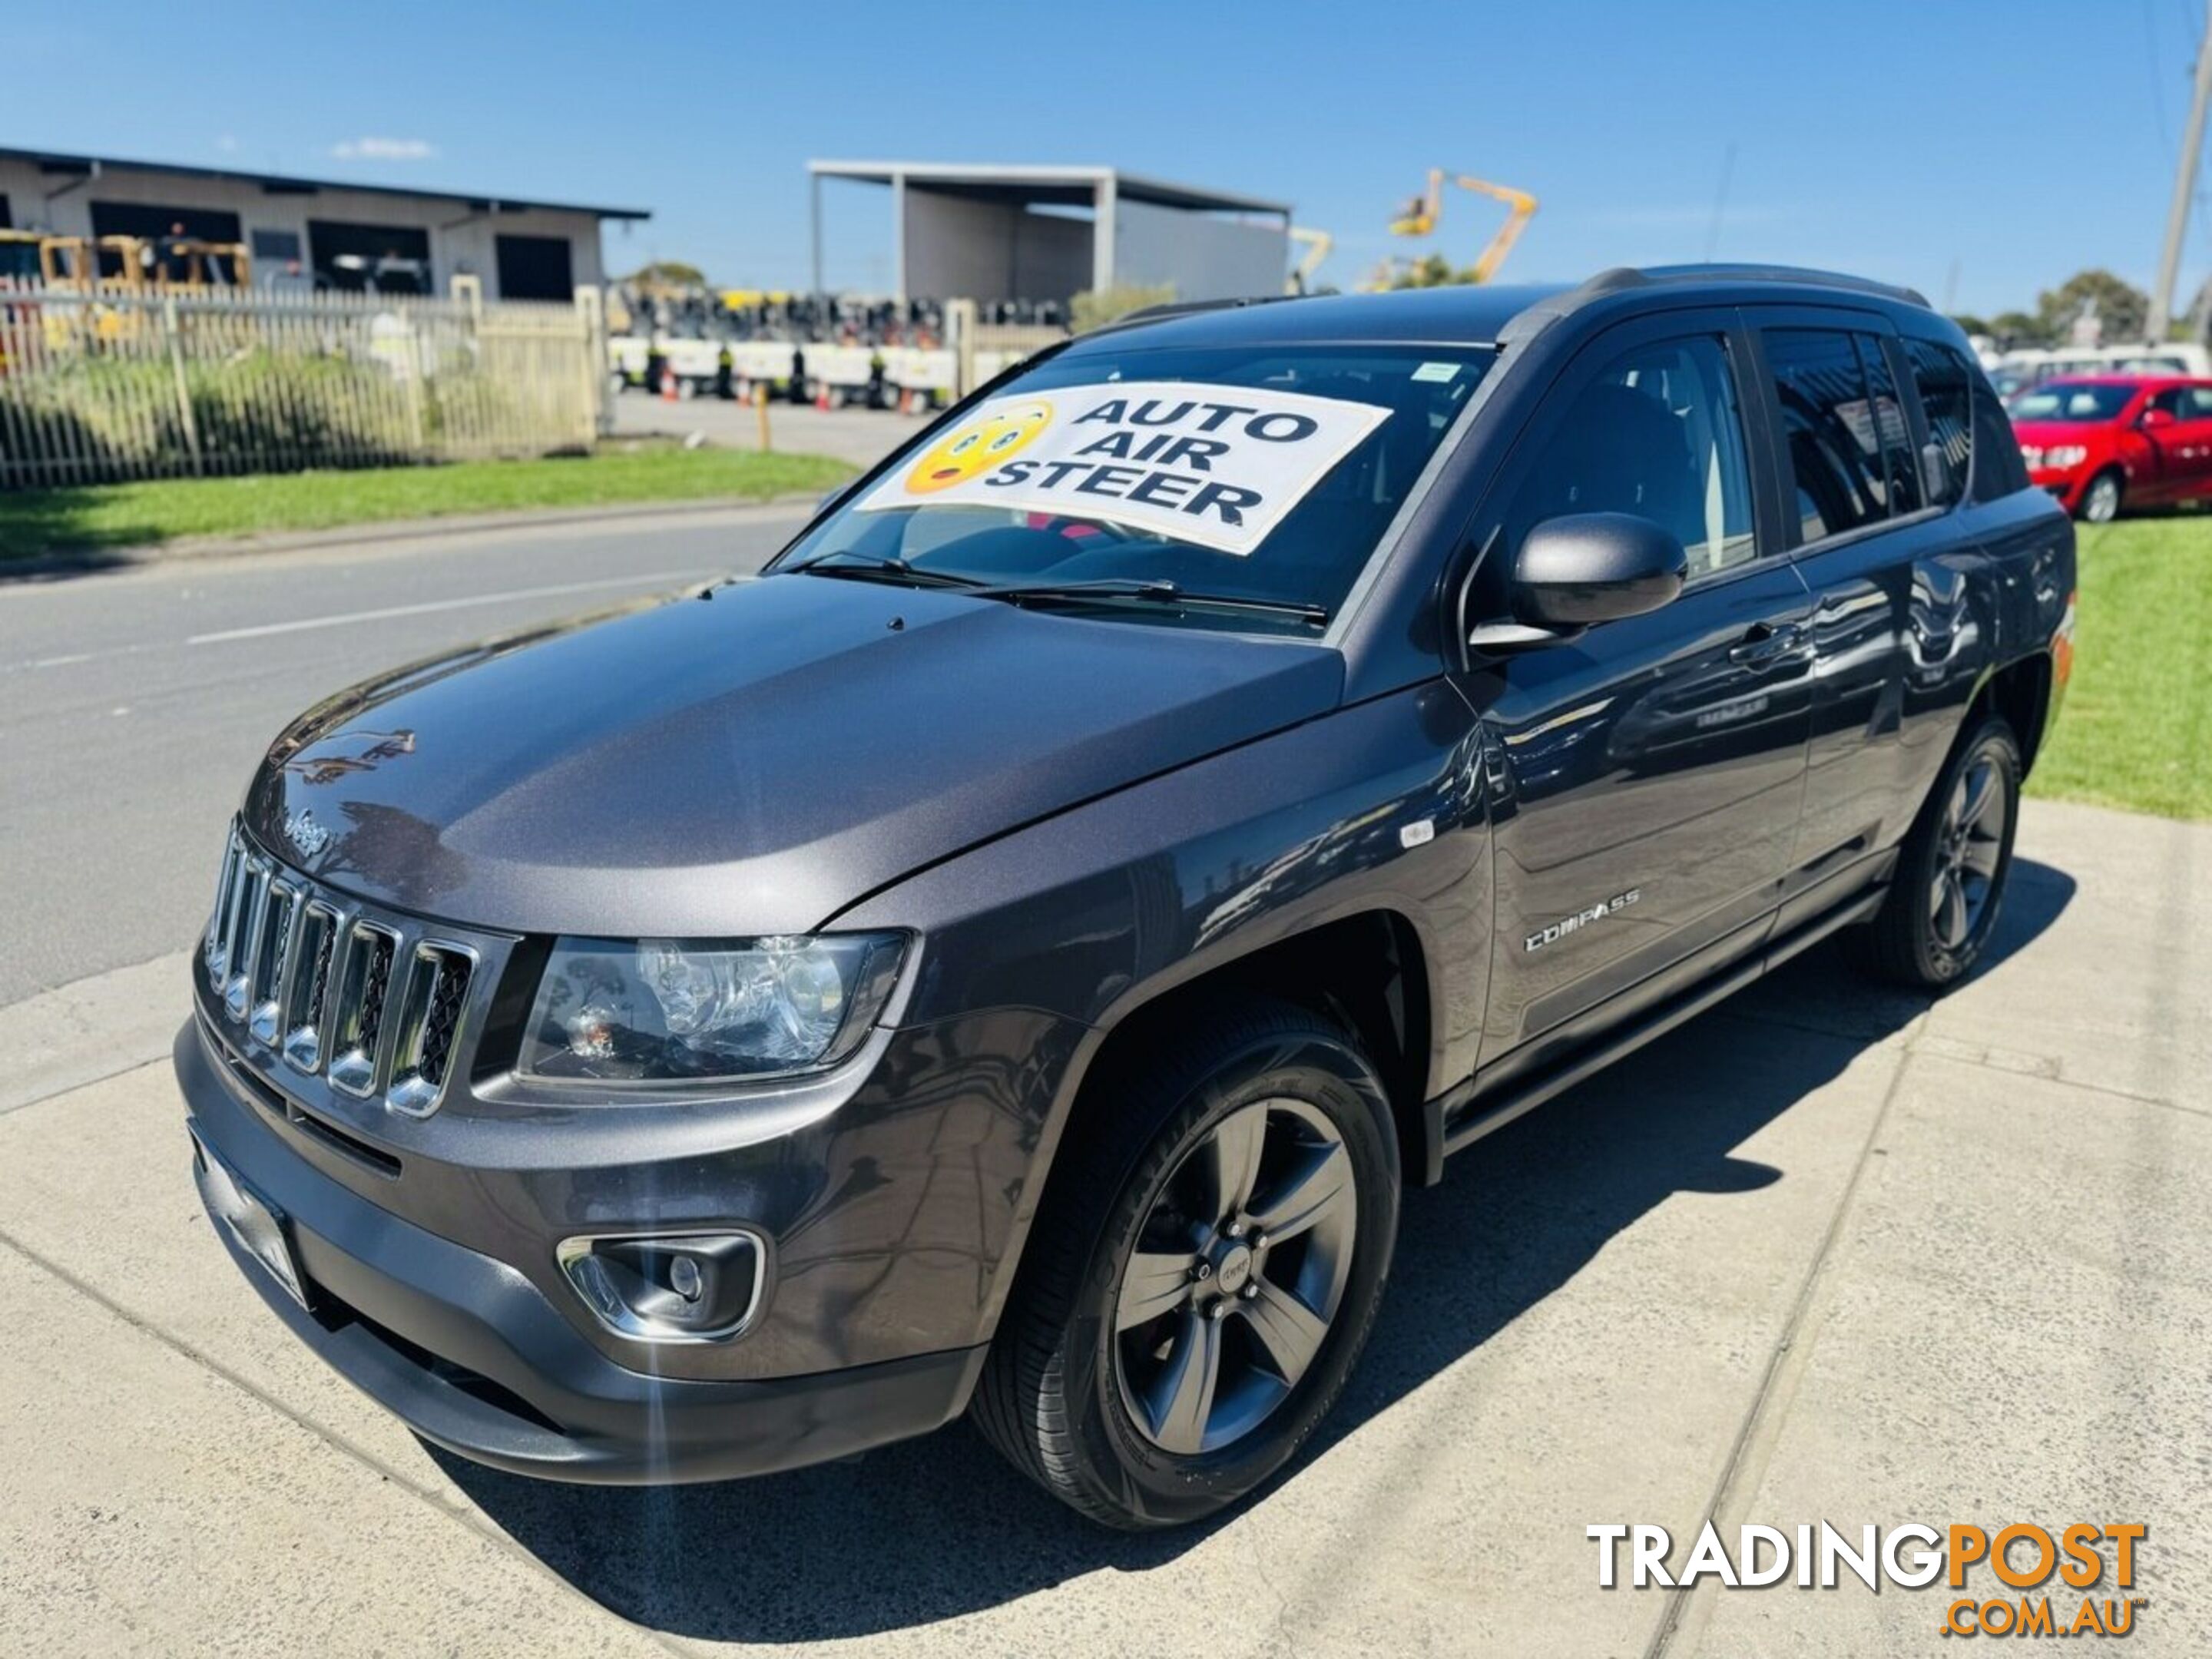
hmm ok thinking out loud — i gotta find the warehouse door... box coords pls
[307,220,432,293]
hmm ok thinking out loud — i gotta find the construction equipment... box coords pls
[1387,168,1539,285]
[1284,227,1333,294]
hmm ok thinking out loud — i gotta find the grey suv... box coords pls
[178,267,2074,1528]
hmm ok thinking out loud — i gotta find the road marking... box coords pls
[183,569,714,645]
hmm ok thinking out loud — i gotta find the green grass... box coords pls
[2027,513,2212,820]
[0,443,854,559]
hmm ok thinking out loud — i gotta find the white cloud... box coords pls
[330,137,438,162]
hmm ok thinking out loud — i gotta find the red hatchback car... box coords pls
[2009,374,2212,522]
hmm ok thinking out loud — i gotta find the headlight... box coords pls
[521,933,906,1084]
[2044,445,2088,469]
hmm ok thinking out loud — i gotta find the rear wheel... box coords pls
[971,996,1399,1528]
[1848,715,2021,989]
[2078,468,2123,523]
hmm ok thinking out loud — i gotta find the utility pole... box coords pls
[2149,0,2212,342]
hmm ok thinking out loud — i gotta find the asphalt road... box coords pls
[0,504,809,1008]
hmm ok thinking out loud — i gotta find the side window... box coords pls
[1763,329,1886,543]
[1854,333,1920,515]
[2190,387,2212,418]
[1904,338,1971,508]
[1503,333,1757,581]
[2147,387,2188,419]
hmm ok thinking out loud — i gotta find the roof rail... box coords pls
[1495,262,1932,354]
[1595,263,1932,309]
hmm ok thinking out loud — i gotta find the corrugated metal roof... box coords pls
[0,146,650,220]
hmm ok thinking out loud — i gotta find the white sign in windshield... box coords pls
[850,380,1393,555]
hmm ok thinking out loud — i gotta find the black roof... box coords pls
[0,145,649,221]
[1068,265,1934,355]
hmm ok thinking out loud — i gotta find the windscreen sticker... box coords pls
[850,380,1392,555]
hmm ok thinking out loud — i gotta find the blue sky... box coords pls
[7,0,2207,316]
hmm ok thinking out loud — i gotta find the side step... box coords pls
[1418,885,1888,1183]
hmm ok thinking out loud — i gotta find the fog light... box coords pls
[555,1230,764,1344]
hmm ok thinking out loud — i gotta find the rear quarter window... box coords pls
[1969,373,2032,503]
[1903,338,1972,508]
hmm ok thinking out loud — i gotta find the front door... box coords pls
[1452,312,1815,1079]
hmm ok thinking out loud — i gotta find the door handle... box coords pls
[1727,621,1805,665]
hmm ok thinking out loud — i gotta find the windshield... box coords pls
[2007,382,2135,423]
[773,341,1494,634]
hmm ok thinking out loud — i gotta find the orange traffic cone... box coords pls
[661,365,678,402]
[815,383,832,412]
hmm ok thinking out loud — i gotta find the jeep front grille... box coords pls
[203,823,477,1117]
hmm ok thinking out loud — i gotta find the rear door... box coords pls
[1451,308,1816,1075]
[1747,313,1983,910]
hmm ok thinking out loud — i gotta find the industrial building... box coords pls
[0,146,646,300]
[807,161,1291,307]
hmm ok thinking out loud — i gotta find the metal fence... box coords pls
[0,283,604,490]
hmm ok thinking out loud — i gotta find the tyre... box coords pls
[972,995,1400,1528]
[1848,715,2021,989]
[2078,468,2123,524]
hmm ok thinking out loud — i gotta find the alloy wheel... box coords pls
[1930,752,2008,952]
[1114,1098,1358,1456]
[2084,474,2121,523]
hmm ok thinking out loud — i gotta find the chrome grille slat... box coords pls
[281,900,341,1075]
[326,920,401,1098]
[386,942,476,1118]
[248,882,300,1045]
[203,830,243,990]
[222,858,271,1022]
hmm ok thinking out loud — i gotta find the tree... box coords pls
[624,260,707,290]
[1391,253,1476,289]
[1070,283,1176,333]
[1988,310,2048,349]
[1949,313,1991,339]
[2035,270,2149,346]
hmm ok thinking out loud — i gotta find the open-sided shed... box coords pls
[807,161,1291,308]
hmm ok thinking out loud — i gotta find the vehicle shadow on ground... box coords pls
[438,858,2075,1644]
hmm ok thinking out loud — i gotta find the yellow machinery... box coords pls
[1284,227,1333,294]
[1387,168,1539,285]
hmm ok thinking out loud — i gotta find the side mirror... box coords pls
[1472,513,1686,648]
[2140,406,2176,430]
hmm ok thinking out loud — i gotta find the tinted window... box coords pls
[1905,339,1972,507]
[1765,329,1886,543]
[1855,334,1919,514]
[2008,382,2134,422]
[1970,379,2032,503]
[1502,333,1757,581]
[2191,387,2212,417]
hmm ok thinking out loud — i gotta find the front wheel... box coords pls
[971,996,1400,1528]
[2078,468,2124,523]
[1848,715,2021,988]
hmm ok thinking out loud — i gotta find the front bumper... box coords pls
[2027,466,2085,507]
[177,1020,984,1483]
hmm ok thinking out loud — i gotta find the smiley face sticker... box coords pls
[903,399,1054,494]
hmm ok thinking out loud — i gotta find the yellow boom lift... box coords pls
[1387,168,1539,284]
[1284,227,1333,294]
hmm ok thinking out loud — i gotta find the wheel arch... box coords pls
[1068,908,1441,1193]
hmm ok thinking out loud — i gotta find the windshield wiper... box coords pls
[971,578,1329,628]
[787,551,990,591]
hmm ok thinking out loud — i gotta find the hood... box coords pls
[242,573,1343,936]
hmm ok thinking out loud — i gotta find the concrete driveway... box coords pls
[0,798,2204,1657]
